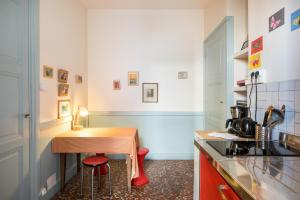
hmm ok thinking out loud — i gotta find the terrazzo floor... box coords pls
[52,160,194,200]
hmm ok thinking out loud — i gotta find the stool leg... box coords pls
[98,166,101,189]
[80,165,84,197]
[107,163,112,198]
[91,167,94,200]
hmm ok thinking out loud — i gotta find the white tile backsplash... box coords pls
[286,112,295,133]
[295,113,300,124]
[267,82,279,92]
[248,79,300,137]
[296,80,300,91]
[279,91,295,102]
[295,91,300,112]
[266,92,279,109]
[279,80,296,91]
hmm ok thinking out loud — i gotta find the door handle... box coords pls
[217,184,228,200]
[219,101,224,104]
[24,113,31,119]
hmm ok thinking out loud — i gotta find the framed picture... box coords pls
[178,72,188,79]
[58,100,71,119]
[58,84,69,96]
[113,80,121,90]
[75,75,83,84]
[143,83,158,103]
[43,65,54,79]
[58,69,69,83]
[128,71,139,86]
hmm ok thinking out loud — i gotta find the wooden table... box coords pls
[51,128,140,192]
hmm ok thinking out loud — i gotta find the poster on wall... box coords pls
[251,36,263,55]
[113,80,121,90]
[249,53,262,70]
[291,9,300,31]
[269,8,285,32]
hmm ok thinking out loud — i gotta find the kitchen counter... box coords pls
[194,130,300,200]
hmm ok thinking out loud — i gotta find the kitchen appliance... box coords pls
[231,117,257,138]
[226,106,255,138]
[207,140,300,157]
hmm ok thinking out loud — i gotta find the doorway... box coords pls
[204,17,234,130]
[0,0,39,199]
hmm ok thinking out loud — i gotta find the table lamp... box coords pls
[72,106,88,131]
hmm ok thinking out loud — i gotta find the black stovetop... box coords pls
[207,140,300,157]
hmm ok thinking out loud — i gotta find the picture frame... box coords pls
[43,65,54,79]
[58,84,69,96]
[128,71,139,86]
[58,100,71,119]
[113,80,121,90]
[143,83,158,103]
[75,75,83,84]
[178,72,188,79]
[58,69,69,83]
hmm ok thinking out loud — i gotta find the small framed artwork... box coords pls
[75,75,83,84]
[128,71,139,86]
[58,100,71,119]
[113,80,121,90]
[43,65,54,79]
[58,69,69,83]
[58,84,69,96]
[178,72,188,79]
[291,9,300,31]
[269,8,285,32]
[143,83,158,103]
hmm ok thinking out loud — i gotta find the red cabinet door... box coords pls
[200,152,241,200]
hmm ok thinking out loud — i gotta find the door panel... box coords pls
[204,20,228,130]
[0,0,30,199]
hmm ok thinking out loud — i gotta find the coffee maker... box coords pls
[226,106,249,133]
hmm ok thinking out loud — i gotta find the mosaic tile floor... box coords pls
[52,160,194,200]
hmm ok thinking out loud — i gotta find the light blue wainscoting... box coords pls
[88,111,204,160]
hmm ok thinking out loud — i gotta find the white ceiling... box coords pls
[80,0,208,9]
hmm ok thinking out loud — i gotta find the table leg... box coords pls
[60,153,66,191]
[76,153,81,173]
[126,155,132,192]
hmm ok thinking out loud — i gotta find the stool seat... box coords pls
[138,147,149,156]
[82,155,109,167]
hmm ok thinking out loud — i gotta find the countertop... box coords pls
[195,130,300,200]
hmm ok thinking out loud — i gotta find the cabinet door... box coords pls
[200,152,240,200]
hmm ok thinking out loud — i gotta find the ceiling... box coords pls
[80,0,209,9]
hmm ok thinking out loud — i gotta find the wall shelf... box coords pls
[234,48,248,60]
[234,86,247,92]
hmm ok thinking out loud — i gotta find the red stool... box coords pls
[80,155,112,200]
[132,147,149,186]
[94,153,108,176]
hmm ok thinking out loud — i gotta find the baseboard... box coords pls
[40,163,77,200]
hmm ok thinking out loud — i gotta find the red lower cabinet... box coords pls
[200,152,241,200]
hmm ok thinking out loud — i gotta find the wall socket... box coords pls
[47,173,57,191]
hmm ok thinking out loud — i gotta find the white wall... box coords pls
[39,0,87,197]
[40,0,87,123]
[204,0,227,39]
[88,9,204,112]
[248,0,300,83]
